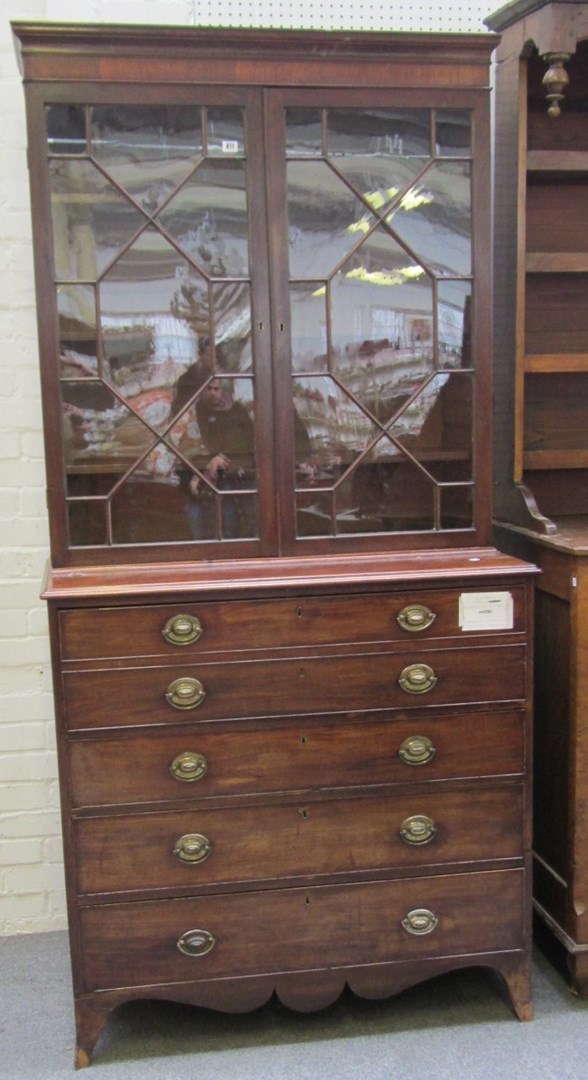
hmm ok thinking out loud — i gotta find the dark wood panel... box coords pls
[68,710,526,808]
[74,786,524,895]
[79,869,525,992]
[62,644,528,729]
[59,586,527,661]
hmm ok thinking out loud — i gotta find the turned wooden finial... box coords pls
[542,52,571,117]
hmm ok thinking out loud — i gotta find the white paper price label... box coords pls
[459,591,514,632]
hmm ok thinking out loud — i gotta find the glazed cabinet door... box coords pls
[265,89,492,554]
[27,85,277,563]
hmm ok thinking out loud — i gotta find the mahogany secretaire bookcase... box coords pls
[13,21,536,1065]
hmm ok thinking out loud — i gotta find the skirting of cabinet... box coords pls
[71,869,532,1066]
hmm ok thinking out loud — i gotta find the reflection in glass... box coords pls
[387,161,471,276]
[49,159,146,281]
[286,108,323,156]
[287,160,375,278]
[206,108,246,156]
[293,375,380,482]
[438,281,472,367]
[91,105,201,214]
[169,372,257,541]
[435,110,471,157]
[330,233,434,387]
[61,380,153,497]
[334,461,434,534]
[290,283,328,372]
[328,109,431,159]
[58,285,97,377]
[159,160,249,276]
[441,485,473,529]
[391,373,473,483]
[46,105,86,155]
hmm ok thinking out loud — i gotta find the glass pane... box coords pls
[99,229,202,424]
[47,105,86,155]
[293,375,380,484]
[111,462,196,544]
[211,291,253,373]
[61,380,152,497]
[387,161,471,276]
[67,499,108,547]
[49,159,145,281]
[391,372,473,482]
[286,108,323,156]
[441,485,473,529]
[333,460,434,534]
[438,281,472,368]
[290,284,328,372]
[328,108,431,158]
[91,105,201,213]
[287,160,375,279]
[159,160,249,276]
[330,232,435,400]
[435,110,471,157]
[91,106,201,163]
[206,108,246,157]
[58,285,98,377]
[169,375,257,541]
[326,110,431,218]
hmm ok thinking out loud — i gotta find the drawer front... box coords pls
[69,710,525,808]
[79,868,525,991]
[74,786,524,895]
[62,644,527,730]
[59,586,527,661]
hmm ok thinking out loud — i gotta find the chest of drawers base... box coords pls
[44,551,536,1066]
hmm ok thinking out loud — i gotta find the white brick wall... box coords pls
[0,0,493,935]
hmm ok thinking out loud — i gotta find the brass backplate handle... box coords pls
[398,735,436,766]
[170,751,208,782]
[399,814,437,846]
[162,613,203,646]
[177,928,216,957]
[397,604,436,633]
[398,663,437,695]
[401,909,438,936]
[165,676,206,710]
[173,833,212,864]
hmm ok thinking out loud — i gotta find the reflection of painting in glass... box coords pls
[330,234,434,379]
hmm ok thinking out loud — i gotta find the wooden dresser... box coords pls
[486,0,588,995]
[13,22,536,1066]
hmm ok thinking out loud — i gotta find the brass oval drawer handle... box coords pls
[399,814,437,846]
[401,909,438,936]
[398,735,436,766]
[177,928,216,957]
[162,614,203,646]
[398,663,437,695]
[170,751,208,782]
[397,604,436,633]
[165,676,206,710]
[173,833,212,864]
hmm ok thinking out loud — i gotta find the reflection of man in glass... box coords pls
[172,345,255,539]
